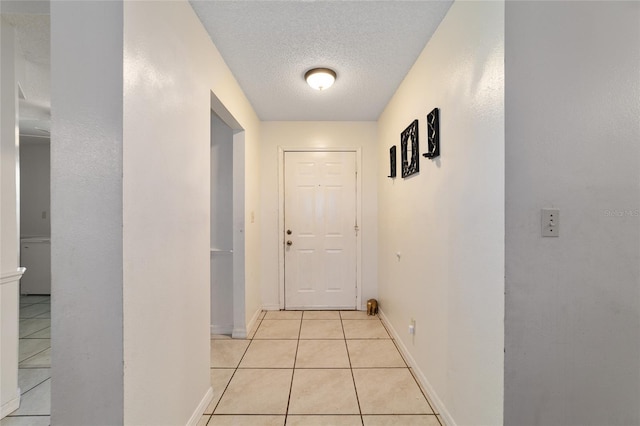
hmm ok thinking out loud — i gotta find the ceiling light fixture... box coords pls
[305,68,336,91]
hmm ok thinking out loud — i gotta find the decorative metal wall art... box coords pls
[388,146,397,178]
[423,108,440,158]
[401,119,419,178]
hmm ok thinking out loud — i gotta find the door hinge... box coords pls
[354,224,359,236]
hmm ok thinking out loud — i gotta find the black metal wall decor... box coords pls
[388,146,397,178]
[423,108,440,159]
[401,119,419,178]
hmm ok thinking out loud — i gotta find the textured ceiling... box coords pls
[4,1,454,132]
[190,0,453,121]
[3,13,51,139]
[2,14,49,66]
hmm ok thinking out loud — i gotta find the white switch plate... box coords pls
[541,208,559,237]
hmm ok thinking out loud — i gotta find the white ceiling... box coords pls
[189,0,453,121]
[3,14,49,66]
[4,0,453,131]
[2,13,51,139]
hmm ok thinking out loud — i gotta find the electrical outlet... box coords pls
[541,208,559,237]
[42,211,47,219]
[408,318,416,335]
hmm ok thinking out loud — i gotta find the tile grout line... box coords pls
[283,312,304,424]
[379,317,440,419]
[13,298,52,421]
[340,313,365,426]
[386,329,439,416]
[19,320,51,337]
[407,366,439,416]
[208,314,263,423]
[20,327,51,339]
[225,366,408,370]
[6,414,50,418]
[19,345,51,366]
[7,377,52,415]
[16,375,51,397]
[208,311,435,424]
[386,327,410,369]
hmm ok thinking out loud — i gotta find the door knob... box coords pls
[286,229,292,235]
[286,240,293,246]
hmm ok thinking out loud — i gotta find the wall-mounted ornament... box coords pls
[423,108,440,158]
[401,119,419,178]
[388,146,397,178]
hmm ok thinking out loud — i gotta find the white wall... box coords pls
[19,141,50,237]
[504,2,640,425]
[50,2,124,424]
[0,16,22,418]
[259,121,378,310]
[0,17,19,277]
[50,0,262,424]
[122,1,261,424]
[376,2,504,425]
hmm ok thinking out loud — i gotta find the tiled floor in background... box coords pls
[1,296,51,426]
[2,306,442,426]
[201,310,442,426]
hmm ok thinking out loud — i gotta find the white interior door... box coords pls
[284,151,357,310]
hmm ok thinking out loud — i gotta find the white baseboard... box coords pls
[1,391,20,419]
[262,305,365,311]
[231,327,246,339]
[234,307,262,339]
[261,304,280,311]
[210,324,233,336]
[212,307,264,339]
[0,267,25,286]
[379,309,456,426]
[186,386,213,426]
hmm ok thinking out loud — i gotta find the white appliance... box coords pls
[20,237,51,295]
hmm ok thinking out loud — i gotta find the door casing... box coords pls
[278,147,362,310]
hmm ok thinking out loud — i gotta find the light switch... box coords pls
[541,208,559,237]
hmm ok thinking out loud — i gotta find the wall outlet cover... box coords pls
[541,208,559,237]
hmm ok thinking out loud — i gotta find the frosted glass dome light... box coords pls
[305,68,337,91]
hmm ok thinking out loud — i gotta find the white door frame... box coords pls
[278,147,362,310]
[210,90,247,337]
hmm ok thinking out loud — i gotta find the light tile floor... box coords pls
[201,311,443,426]
[3,305,443,426]
[1,296,52,426]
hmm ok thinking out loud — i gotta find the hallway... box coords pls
[201,311,440,426]
[1,296,51,426]
[4,304,442,426]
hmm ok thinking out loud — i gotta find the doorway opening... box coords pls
[209,91,247,338]
[0,10,52,422]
